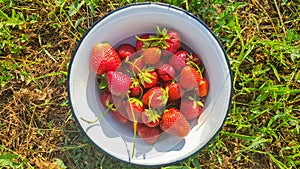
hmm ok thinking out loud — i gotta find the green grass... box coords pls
[0,0,299,168]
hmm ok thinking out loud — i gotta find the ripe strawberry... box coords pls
[141,109,160,128]
[179,66,200,89]
[90,42,121,75]
[165,82,181,101]
[198,77,209,97]
[142,86,168,109]
[180,98,203,120]
[137,124,161,144]
[160,108,190,137]
[189,53,202,67]
[126,98,145,122]
[142,47,161,65]
[136,34,150,51]
[136,27,180,54]
[129,78,143,98]
[111,95,127,115]
[169,50,188,71]
[112,110,128,124]
[139,70,158,89]
[165,29,181,53]
[157,64,175,82]
[100,90,113,109]
[107,71,132,96]
[117,43,136,60]
[130,85,143,98]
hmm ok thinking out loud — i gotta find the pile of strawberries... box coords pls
[88,27,209,145]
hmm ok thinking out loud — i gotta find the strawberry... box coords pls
[129,76,143,98]
[107,71,132,96]
[189,53,202,67]
[165,29,181,53]
[157,64,175,82]
[179,65,200,89]
[160,108,190,137]
[165,82,181,101]
[180,98,203,120]
[137,124,161,144]
[186,61,209,97]
[142,86,168,109]
[142,109,160,128]
[135,27,180,54]
[130,84,143,98]
[142,47,161,65]
[100,90,113,109]
[139,70,158,89]
[90,42,121,75]
[169,50,188,71]
[136,34,150,51]
[112,110,128,124]
[198,77,209,97]
[117,43,136,60]
[126,98,145,122]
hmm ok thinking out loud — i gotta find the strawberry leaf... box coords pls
[98,74,108,90]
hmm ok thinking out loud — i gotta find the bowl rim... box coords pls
[68,2,233,167]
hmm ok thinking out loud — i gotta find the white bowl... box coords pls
[68,2,233,166]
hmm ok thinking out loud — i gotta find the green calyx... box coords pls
[158,87,169,106]
[98,73,108,90]
[145,109,160,123]
[188,96,204,108]
[135,26,170,50]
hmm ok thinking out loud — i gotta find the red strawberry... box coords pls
[136,34,150,51]
[100,90,113,109]
[107,71,132,96]
[157,64,175,82]
[90,42,121,75]
[179,66,200,89]
[137,124,161,144]
[180,98,203,120]
[136,27,180,54]
[117,43,136,59]
[126,98,145,122]
[165,29,181,53]
[112,110,128,124]
[165,82,181,101]
[198,77,209,97]
[139,70,158,89]
[169,50,188,71]
[189,53,202,67]
[160,108,190,137]
[143,47,161,65]
[130,85,143,98]
[142,86,168,109]
[185,60,209,97]
[141,109,160,128]
[129,78,143,98]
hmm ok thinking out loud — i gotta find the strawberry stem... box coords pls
[132,121,137,158]
[135,35,166,42]
[187,61,203,79]
[126,94,137,158]
[80,103,114,124]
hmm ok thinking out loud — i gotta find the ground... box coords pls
[0,0,299,169]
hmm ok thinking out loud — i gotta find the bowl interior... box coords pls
[69,3,232,166]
